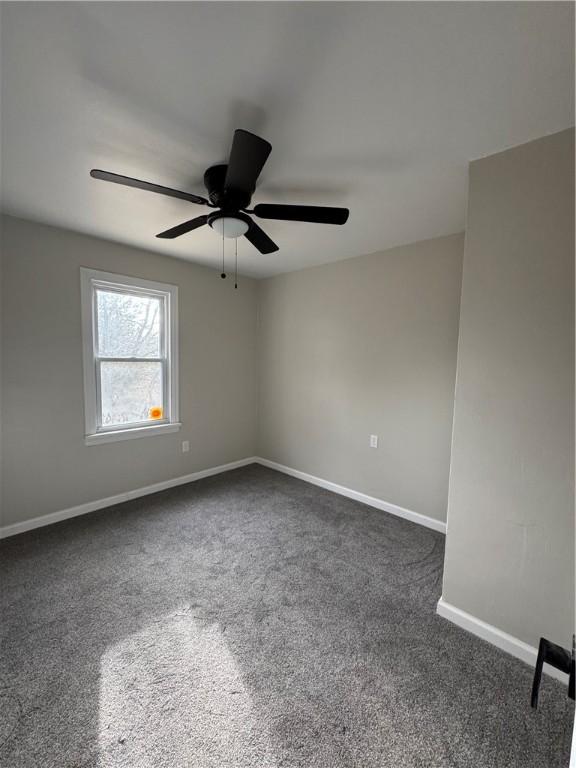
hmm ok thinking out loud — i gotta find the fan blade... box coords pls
[244,221,279,254]
[253,203,349,225]
[156,215,208,239]
[90,170,209,206]
[224,130,272,195]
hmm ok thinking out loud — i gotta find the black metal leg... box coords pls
[531,636,572,709]
[569,635,575,702]
[531,638,546,709]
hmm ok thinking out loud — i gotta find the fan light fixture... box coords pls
[210,215,249,239]
[90,128,350,256]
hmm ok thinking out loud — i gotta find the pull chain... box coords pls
[234,238,238,289]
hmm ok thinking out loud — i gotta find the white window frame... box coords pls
[81,268,180,446]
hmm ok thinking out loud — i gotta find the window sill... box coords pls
[85,422,182,446]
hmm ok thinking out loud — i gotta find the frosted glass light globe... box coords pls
[210,216,249,238]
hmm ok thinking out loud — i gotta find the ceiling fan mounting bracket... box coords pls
[203,164,251,211]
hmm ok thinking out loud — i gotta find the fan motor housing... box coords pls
[204,164,251,211]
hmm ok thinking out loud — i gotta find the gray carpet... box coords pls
[0,464,573,767]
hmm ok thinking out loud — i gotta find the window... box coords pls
[81,269,179,445]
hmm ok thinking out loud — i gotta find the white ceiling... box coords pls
[1,2,573,278]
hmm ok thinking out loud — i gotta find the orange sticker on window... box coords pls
[149,406,163,420]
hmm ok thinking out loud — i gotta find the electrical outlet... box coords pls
[370,435,378,449]
[182,440,190,453]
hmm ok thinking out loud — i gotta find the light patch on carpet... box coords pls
[98,604,278,767]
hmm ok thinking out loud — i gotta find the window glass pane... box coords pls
[100,361,164,427]
[97,289,162,358]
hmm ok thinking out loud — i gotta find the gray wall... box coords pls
[257,234,464,523]
[0,215,258,527]
[441,129,575,647]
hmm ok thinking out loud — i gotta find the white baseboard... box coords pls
[0,457,258,540]
[1,455,446,540]
[255,457,446,534]
[437,597,569,683]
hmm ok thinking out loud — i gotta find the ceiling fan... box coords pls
[90,129,349,255]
